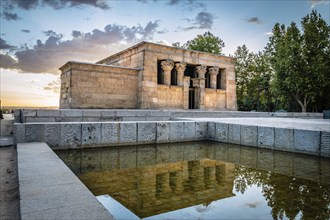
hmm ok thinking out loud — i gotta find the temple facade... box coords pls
[59,41,237,110]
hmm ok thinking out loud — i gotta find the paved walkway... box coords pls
[178,117,330,132]
[0,145,20,220]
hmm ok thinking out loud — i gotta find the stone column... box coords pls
[175,62,186,86]
[196,65,207,78]
[183,76,190,109]
[208,66,219,89]
[161,60,174,86]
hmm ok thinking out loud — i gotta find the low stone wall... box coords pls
[14,109,323,123]
[14,120,329,157]
[14,121,208,150]
[207,122,330,157]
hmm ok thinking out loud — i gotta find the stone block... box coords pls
[196,121,208,140]
[44,124,61,148]
[101,111,115,117]
[23,110,37,117]
[241,125,257,147]
[101,123,119,145]
[207,122,215,140]
[14,123,25,144]
[274,128,294,152]
[320,131,330,157]
[82,123,101,147]
[183,122,196,140]
[156,122,170,142]
[294,129,320,156]
[170,122,184,141]
[258,126,274,149]
[26,117,56,123]
[215,123,228,142]
[137,122,156,143]
[60,123,82,148]
[61,110,83,117]
[82,110,102,117]
[227,124,240,144]
[37,110,60,117]
[119,122,137,143]
[25,124,44,142]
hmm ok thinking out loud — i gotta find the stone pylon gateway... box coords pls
[59,41,237,110]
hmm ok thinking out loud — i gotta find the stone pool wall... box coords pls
[14,109,323,123]
[14,120,330,157]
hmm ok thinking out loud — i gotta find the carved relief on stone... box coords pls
[175,62,186,72]
[208,66,220,76]
[161,59,174,71]
[196,65,207,78]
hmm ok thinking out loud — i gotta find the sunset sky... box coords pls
[0,0,329,107]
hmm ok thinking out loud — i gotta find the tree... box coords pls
[176,31,225,55]
[234,45,274,111]
[267,10,330,112]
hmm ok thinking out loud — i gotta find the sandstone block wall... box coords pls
[204,89,226,110]
[60,62,139,109]
[157,85,184,109]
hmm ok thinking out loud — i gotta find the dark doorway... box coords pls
[189,88,195,109]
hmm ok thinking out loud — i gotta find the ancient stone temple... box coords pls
[59,41,237,110]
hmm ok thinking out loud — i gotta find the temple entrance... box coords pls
[189,88,195,109]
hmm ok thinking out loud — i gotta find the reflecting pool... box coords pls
[56,141,330,219]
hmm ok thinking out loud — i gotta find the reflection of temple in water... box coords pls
[56,142,330,219]
[80,159,235,218]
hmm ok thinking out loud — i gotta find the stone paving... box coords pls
[17,142,114,220]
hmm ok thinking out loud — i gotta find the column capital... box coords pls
[161,59,174,72]
[175,62,186,72]
[196,65,207,78]
[208,66,220,76]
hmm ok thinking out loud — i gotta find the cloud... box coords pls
[2,0,111,11]
[179,11,215,31]
[245,17,263,24]
[21,29,31,33]
[0,38,16,50]
[26,79,41,83]
[43,77,60,93]
[310,0,329,8]
[1,11,21,21]
[265,31,273,36]
[0,21,161,74]
[137,0,206,10]
[1,0,111,21]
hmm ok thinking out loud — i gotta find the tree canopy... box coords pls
[172,31,225,55]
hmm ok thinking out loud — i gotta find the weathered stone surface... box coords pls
[170,122,184,141]
[274,128,294,152]
[82,110,102,117]
[258,126,274,149]
[241,125,257,147]
[14,123,25,144]
[137,122,156,143]
[25,124,44,142]
[184,122,196,140]
[294,129,320,156]
[61,110,83,117]
[60,123,81,148]
[156,122,170,142]
[195,121,207,140]
[215,123,228,142]
[101,123,119,144]
[228,124,240,144]
[119,122,137,143]
[44,124,61,148]
[320,131,330,157]
[37,110,60,117]
[82,123,101,146]
[207,122,215,140]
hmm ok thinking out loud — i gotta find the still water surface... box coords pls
[56,141,330,219]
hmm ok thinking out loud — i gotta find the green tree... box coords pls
[183,31,225,54]
[267,10,330,112]
[234,46,274,111]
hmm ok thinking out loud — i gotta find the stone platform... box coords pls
[17,142,114,220]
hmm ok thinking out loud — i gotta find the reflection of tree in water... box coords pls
[234,166,330,220]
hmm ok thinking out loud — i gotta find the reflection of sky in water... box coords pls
[98,185,272,220]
